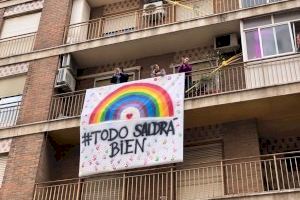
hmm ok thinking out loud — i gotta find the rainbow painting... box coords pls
[89,83,174,124]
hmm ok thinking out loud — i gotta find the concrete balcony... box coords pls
[32,151,300,200]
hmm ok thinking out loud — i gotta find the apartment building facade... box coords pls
[0,0,299,199]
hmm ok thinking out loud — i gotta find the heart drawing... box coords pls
[126,113,133,119]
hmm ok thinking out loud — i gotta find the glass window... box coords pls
[242,0,267,8]
[261,27,277,56]
[246,30,262,60]
[275,24,293,54]
[242,0,281,8]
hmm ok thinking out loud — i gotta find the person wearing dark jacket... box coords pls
[111,67,129,84]
[178,57,192,92]
[178,57,192,74]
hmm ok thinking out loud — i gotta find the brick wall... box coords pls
[18,57,59,124]
[18,0,72,124]
[34,0,72,49]
[0,134,45,200]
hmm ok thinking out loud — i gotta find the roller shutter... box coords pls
[0,12,41,38]
[176,143,224,199]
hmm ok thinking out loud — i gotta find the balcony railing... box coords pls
[0,101,21,128]
[0,32,36,58]
[63,0,287,44]
[48,54,300,120]
[33,151,300,200]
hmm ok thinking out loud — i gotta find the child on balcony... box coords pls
[111,67,129,84]
[151,64,166,77]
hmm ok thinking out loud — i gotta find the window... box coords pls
[275,24,293,54]
[243,12,300,60]
[244,23,294,60]
[292,21,300,52]
[245,30,262,59]
[242,0,281,8]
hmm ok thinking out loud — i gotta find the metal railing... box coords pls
[48,54,300,120]
[0,32,36,58]
[184,63,245,98]
[62,0,289,44]
[33,151,300,200]
[0,101,21,128]
[48,90,85,120]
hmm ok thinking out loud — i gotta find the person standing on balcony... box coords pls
[296,33,300,52]
[111,67,129,84]
[151,64,166,77]
[178,57,192,92]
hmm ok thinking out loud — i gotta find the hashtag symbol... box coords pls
[82,132,92,146]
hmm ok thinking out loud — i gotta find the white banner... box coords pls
[79,74,184,177]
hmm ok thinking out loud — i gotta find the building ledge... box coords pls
[185,82,300,110]
[216,189,300,200]
[0,0,298,67]
[0,0,34,9]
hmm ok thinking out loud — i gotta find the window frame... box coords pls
[291,20,300,52]
[241,0,281,9]
[241,14,300,61]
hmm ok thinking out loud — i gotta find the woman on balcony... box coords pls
[151,64,166,77]
[111,67,129,84]
[178,57,192,92]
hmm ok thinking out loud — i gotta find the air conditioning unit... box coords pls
[62,54,72,68]
[61,54,77,76]
[214,33,239,53]
[143,1,165,18]
[55,68,76,92]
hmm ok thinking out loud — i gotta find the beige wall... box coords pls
[0,75,26,98]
